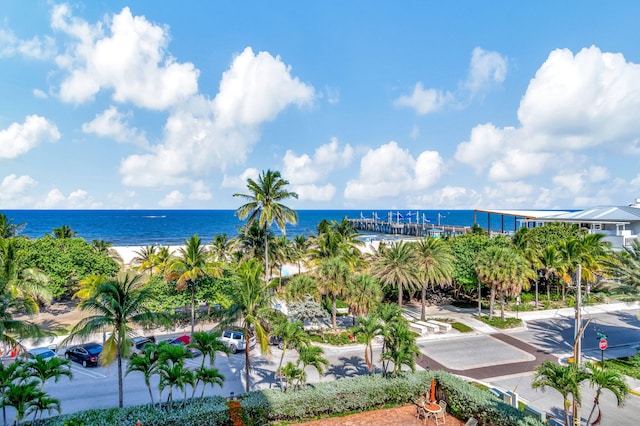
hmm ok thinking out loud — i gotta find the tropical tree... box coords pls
[0,214,23,239]
[285,274,320,302]
[0,359,27,425]
[193,366,225,398]
[291,235,310,274]
[52,225,76,239]
[4,379,56,424]
[67,272,167,408]
[210,234,235,262]
[166,235,222,335]
[91,240,122,264]
[354,314,382,374]
[413,237,454,321]
[132,245,158,273]
[317,256,351,331]
[272,319,309,385]
[234,169,299,282]
[72,273,107,301]
[0,296,46,353]
[297,344,329,384]
[371,241,420,306]
[155,341,194,406]
[125,343,159,404]
[223,258,274,392]
[25,356,72,391]
[0,238,52,314]
[380,316,420,374]
[532,361,589,426]
[345,274,383,322]
[189,330,230,369]
[585,366,628,426]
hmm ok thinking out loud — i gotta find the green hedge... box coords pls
[29,371,544,426]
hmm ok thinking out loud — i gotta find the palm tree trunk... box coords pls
[585,393,600,426]
[488,285,497,320]
[244,332,251,392]
[264,226,269,283]
[421,285,427,321]
[277,344,287,388]
[117,349,124,408]
[332,294,337,331]
[500,291,505,321]
[191,288,196,336]
[398,282,403,306]
[147,382,154,405]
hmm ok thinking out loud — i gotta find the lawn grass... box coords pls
[603,353,640,380]
[479,315,522,329]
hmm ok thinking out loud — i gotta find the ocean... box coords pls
[1,209,484,246]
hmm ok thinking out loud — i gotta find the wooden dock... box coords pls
[348,218,471,238]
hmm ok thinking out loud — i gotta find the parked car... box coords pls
[268,335,285,350]
[64,342,102,367]
[26,347,57,362]
[162,335,201,357]
[130,335,155,356]
[219,329,256,354]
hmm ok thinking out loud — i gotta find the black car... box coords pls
[64,342,102,367]
[269,335,285,350]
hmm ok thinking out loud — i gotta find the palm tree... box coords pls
[4,380,52,424]
[125,343,159,404]
[285,274,320,302]
[317,257,350,331]
[72,273,107,301]
[0,214,23,239]
[0,238,52,314]
[193,366,224,398]
[210,234,235,262]
[234,169,299,282]
[371,241,420,306]
[25,356,72,391]
[532,361,589,426]
[273,319,309,385]
[67,272,167,408]
[344,273,383,326]
[413,238,454,321]
[189,330,230,369]
[279,361,305,391]
[297,344,329,384]
[380,316,420,374]
[26,391,61,421]
[0,296,46,354]
[291,235,310,274]
[354,314,382,374]
[132,245,158,273]
[91,239,122,264]
[166,235,222,335]
[155,341,194,406]
[585,366,628,425]
[224,258,275,392]
[52,225,76,239]
[0,359,26,426]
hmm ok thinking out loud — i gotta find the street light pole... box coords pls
[573,264,582,426]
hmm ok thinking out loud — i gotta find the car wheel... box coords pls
[230,344,237,354]
[82,360,88,368]
[278,341,285,350]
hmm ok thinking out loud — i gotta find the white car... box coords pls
[26,347,57,362]
[218,330,256,354]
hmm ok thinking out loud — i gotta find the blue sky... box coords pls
[2,1,640,210]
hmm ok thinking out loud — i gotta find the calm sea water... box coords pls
[1,210,485,246]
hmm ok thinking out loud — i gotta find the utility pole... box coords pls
[573,264,582,426]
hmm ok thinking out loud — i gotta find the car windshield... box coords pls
[32,350,55,358]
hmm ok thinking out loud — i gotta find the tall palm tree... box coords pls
[532,361,589,426]
[234,169,299,282]
[72,273,107,301]
[318,256,351,331]
[224,259,275,392]
[371,241,420,306]
[585,366,628,425]
[345,274,383,325]
[52,225,76,239]
[413,238,454,321]
[291,235,310,274]
[166,235,222,335]
[354,314,382,374]
[67,272,167,408]
[380,316,420,374]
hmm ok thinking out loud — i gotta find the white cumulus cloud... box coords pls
[0,174,37,200]
[464,47,508,95]
[0,28,56,59]
[0,115,60,159]
[344,141,444,200]
[159,190,183,207]
[82,106,147,146]
[52,5,198,109]
[283,138,353,186]
[394,82,453,115]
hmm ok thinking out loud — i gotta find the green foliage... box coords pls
[604,353,640,379]
[308,330,355,346]
[445,233,493,292]
[14,236,118,298]
[479,315,522,329]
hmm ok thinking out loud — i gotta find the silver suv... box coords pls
[218,330,256,354]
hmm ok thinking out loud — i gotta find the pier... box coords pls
[348,217,471,238]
